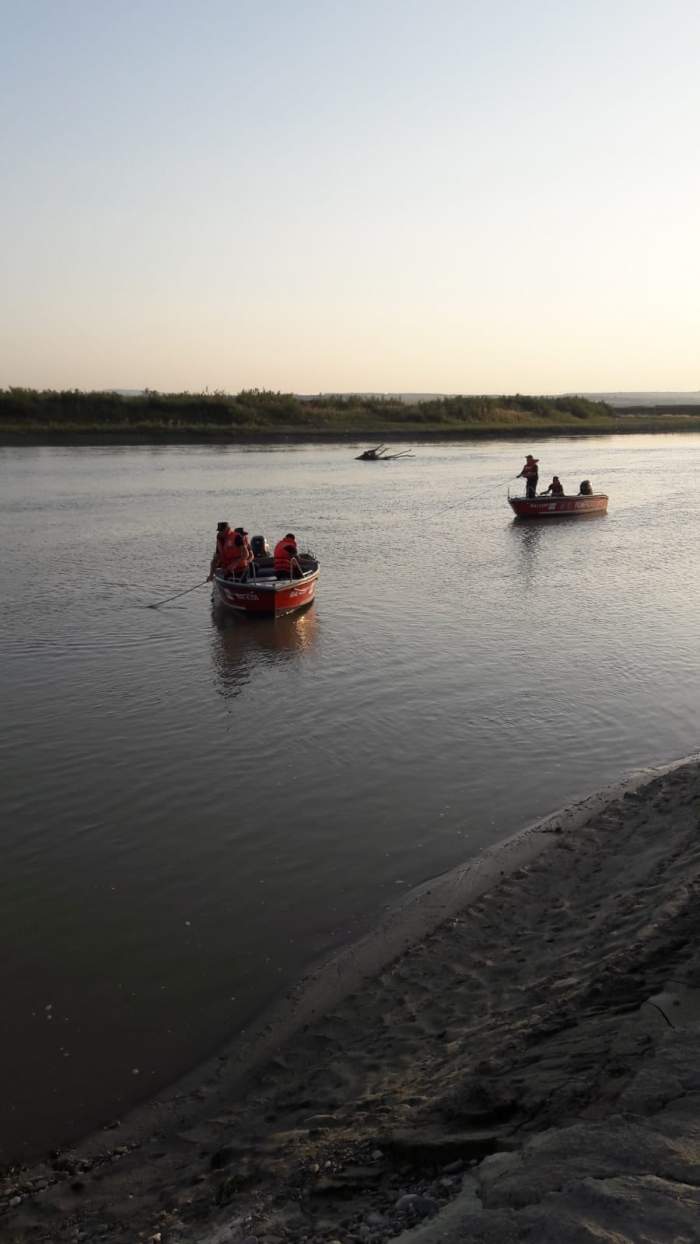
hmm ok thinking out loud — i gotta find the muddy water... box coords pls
[1,434,699,1161]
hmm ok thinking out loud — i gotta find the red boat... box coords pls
[508,491,608,519]
[213,554,319,617]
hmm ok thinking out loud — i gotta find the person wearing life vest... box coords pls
[517,454,539,499]
[208,523,253,580]
[542,476,564,496]
[273,532,301,580]
[207,521,232,580]
[228,526,254,578]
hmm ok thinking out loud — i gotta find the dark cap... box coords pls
[234,526,248,534]
[217,521,229,532]
[285,532,296,540]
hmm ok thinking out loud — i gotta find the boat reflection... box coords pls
[210,603,318,698]
[509,520,544,584]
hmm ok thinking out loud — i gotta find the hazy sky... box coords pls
[1,0,698,394]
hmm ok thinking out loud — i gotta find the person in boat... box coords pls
[207,521,232,580]
[579,480,593,495]
[517,454,539,499]
[230,527,254,578]
[208,523,253,580]
[541,476,564,496]
[273,532,302,580]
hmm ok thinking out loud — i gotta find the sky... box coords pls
[1,0,699,395]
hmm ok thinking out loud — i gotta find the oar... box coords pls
[146,580,209,608]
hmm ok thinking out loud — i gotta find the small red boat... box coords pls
[213,554,319,617]
[508,491,608,519]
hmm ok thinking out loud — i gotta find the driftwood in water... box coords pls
[355,445,415,461]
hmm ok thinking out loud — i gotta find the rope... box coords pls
[146,580,209,609]
[431,478,517,518]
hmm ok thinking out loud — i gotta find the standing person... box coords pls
[273,532,301,579]
[542,476,564,496]
[207,521,232,580]
[208,523,253,580]
[517,454,539,499]
[230,527,254,579]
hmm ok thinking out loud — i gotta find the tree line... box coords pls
[0,387,615,429]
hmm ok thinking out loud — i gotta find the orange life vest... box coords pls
[211,530,231,571]
[220,530,252,573]
[274,536,298,574]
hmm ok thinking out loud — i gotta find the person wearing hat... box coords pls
[230,526,254,579]
[517,454,539,499]
[273,532,301,580]
[207,521,232,580]
[207,522,253,580]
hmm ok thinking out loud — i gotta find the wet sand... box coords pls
[3,756,700,1243]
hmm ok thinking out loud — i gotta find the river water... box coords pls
[1,434,699,1161]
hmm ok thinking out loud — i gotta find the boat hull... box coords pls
[213,569,319,616]
[509,494,608,519]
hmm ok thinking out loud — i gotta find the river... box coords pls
[1,433,699,1161]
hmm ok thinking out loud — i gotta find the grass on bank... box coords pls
[2,387,700,437]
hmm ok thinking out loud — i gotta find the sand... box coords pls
[2,757,700,1244]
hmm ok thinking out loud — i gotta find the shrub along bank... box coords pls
[2,387,700,439]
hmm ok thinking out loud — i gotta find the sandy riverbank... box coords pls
[3,757,700,1243]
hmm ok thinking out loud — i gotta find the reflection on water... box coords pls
[508,511,607,585]
[509,520,544,582]
[210,604,319,697]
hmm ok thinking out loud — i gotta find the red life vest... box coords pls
[220,530,252,573]
[273,536,298,574]
[211,530,231,571]
[521,461,538,479]
[234,531,253,572]
[214,532,228,565]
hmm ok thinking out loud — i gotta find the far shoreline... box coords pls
[3,418,700,447]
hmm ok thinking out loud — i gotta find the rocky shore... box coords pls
[3,758,700,1244]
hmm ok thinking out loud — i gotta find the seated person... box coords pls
[231,527,254,578]
[579,480,593,495]
[273,533,302,580]
[542,476,564,496]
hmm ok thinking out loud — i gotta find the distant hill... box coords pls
[578,391,700,407]
[113,388,700,407]
[314,391,700,407]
